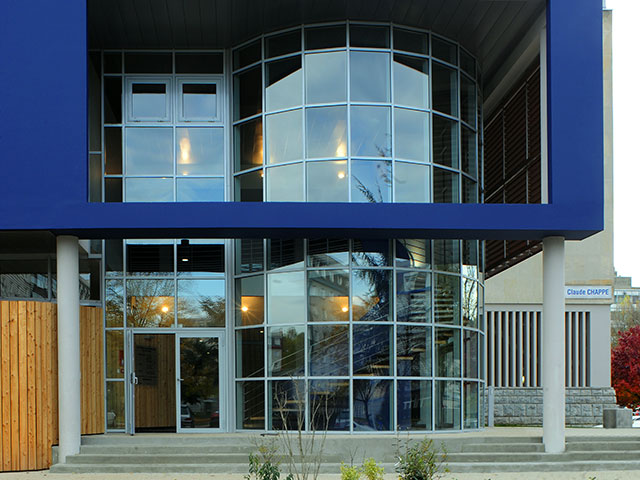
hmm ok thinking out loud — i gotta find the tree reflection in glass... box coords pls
[126,279,175,327]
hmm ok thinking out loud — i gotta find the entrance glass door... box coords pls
[177,333,225,432]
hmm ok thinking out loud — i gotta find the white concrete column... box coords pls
[56,236,81,463]
[542,236,565,453]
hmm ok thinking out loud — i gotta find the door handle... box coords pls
[130,373,138,385]
[177,378,184,382]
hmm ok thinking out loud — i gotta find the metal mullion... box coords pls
[345,23,352,203]
[260,38,267,202]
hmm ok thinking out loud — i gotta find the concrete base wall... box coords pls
[487,387,617,426]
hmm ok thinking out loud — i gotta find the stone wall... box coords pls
[486,387,618,426]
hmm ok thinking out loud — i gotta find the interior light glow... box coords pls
[341,306,349,312]
[241,306,249,312]
[337,171,345,179]
[336,142,347,157]
[161,305,169,313]
[181,258,189,262]
[179,137,191,164]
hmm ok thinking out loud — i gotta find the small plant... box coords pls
[340,462,362,480]
[246,439,293,480]
[361,458,384,480]
[395,438,448,480]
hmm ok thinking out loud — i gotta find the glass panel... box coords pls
[234,66,262,120]
[307,239,349,267]
[397,325,431,376]
[236,276,264,326]
[126,240,174,276]
[126,176,174,203]
[462,279,478,328]
[460,75,476,127]
[310,380,350,430]
[236,239,264,274]
[397,380,432,430]
[305,52,347,104]
[395,239,430,268]
[89,154,102,202]
[131,82,167,119]
[395,108,428,162]
[464,381,479,429]
[434,274,460,325]
[236,328,264,378]
[181,83,217,120]
[351,160,391,203]
[396,271,431,323]
[306,161,348,202]
[236,381,265,429]
[125,53,172,73]
[462,240,479,278]
[266,163,304,202]
[266,56,302,111]
[352,239,390,267]
[434,239,460,273]
[462,177,477,204]
[460,50,476,77]
[350,52,390,103]
[266,109,303,164]
[305,25,346,50]
[433,168,459,203]
[435,380,460,430]
[266,30,301,58]
[106,382,125,429]
[433,115,458,168]
[0,259,49,299]
[267,271,305,324]
[435,328,461,377]
[78,257,99,296]
[352,270,392,323]
[353,324,391,375]
[309,325,349,376]
[104,52,122,74]
[463,330,479,378]
[235,118,263,172]
[350,106,391,157]
[105,178,122,202]
[104,77,122,124]
[306,106,348,158]
[393,55,429,109]
[432,63,457,116]
[104,127,122,174]
[105,239,123,277]
[461,126,476,176]
[393,28,428,55]
[268,326,305,376]
[105,280,124,327]
[394,162,429,203]
[88,53,101,151]
[176,53,224,74]
[233,40,261,70]
[177,178,223,202]
[126,279,175,327]
[177,241,225,276]
[350,25,389,48]
[177,279,225,327]
[236,170,263,202]
[270,379,305,430]
[179,337,220,428]
[432,37,457,65]
[308,270,349,322]
[268,239,304,270]
[106,330,124,378]
[125,127,173,175]
[353,379,392,430]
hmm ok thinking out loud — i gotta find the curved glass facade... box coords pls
[233,23,480,203]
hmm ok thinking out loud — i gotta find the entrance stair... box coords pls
[49,430,640,474]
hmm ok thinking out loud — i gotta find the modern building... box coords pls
[0,0,605,470]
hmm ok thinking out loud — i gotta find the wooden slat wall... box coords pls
[0,301,104,472]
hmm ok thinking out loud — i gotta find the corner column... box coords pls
[56,235,81,463]
[542,236,565,453]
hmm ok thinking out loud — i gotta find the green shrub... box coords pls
[246,442,294,480]
[361,458,384,480]
[395,438,448,480]
[340,462,361,480]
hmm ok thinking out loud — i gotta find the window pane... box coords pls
[350,106,391,157]
[351,160,391,203]
[393,55,429,109]
[432,37,457,65]
[104,52,122,74]
[126,279,175,327]
[307,239,349,267]
[305,52,347,104]
[462,279,478,328]
[463,331,479,378]
[126,240,174,275]
[464,381,479,429]
[460,50,476,77]
[460,75,476,127]
[236,239,264,274]
[234,66,262,120]
[270,379,305,431]
[106,382,125,429]
[104,77,122,124]
[305,25,346,50]
[432,63,457,116]
[105,280,124,327]
[353,324,391,376]
[236,170,263,202]
[350,52,389,103]
[433,168,459,203]
[268,239,304,270]
[306,106,348,158]
[266,163,304,202]
[350,25,389,48]
[131,82,168,119]
[268,326,305,376]
[461,126,477,177]
[105,178,122,202]
[181,83,217,120]
[307,161,348,202]
[236,276,264,326]
[177,178,223,202]
[393,28,428,55]
[309,325,349,376]
[310,380,350,431]
[433,116,458,168]
[125,178,173,202]
[434,239,460,273]
[266,56,302,111]
[395,239,430,268]
[352,270,392,323]
[265,30,301,58]
[266,110,303,164]
[236,329,264,378]
[394,162,429,203]
[352,239,390,267]
[236,381,265,429]
[434,274,460,325]
[176,53,223,74]
[177,241,225,276]
[435,328,460,377]
[435,380,461,430]
[177,279,225,327]
[397,380,432,430]
[462,240,479,278]
[308,270,349,322]
[125,127,172,175]
[395,108,428,162]
[353,379,392,430]
[267,271,305,324]
[105,240,123,277]
[233,40,261,70]
[106,330,124,378]
[234,119,263,172]
[397,325,431,376]
[125,52,172,73]
[462,178,477,204]
[396,271,431,323]
[104,127,122,174]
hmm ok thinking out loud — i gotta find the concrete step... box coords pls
[566,441,640,451]
[447,451,640,463]
[80,444,254,455]
[65,453,345,465]
[461,442,545,453]
[447,460,640,473]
